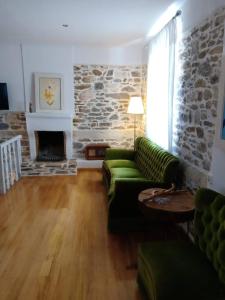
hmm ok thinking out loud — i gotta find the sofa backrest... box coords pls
[134,137,180,185]
[195,188,225,285]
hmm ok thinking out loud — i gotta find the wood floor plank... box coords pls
[0,170,145,300]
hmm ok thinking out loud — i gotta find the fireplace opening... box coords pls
[36,131,65,162]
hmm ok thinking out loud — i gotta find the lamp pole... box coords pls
[134,114,136,148]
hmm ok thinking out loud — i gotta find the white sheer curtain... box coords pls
[146,18,177,151]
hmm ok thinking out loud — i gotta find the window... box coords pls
[146,17,178,151]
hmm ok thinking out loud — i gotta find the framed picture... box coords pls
[219,31,225,145]
[34,73,64,112]
[222,101,225,140]
[215,26,225,151]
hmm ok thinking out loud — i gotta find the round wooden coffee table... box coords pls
[138,189,195,224]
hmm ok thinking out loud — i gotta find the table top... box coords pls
[85,143,110,149]
[138,188,194,214]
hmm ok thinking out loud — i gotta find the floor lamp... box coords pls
[127,96,144,147]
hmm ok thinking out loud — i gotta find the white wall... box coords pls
[0,43,75,112]
[211,42,225,194]
[0,43,25,111]
[22,44,74,113]
[0,42,143,112]
[72,44,143,65]
[211,147,225,194]
[181,0,225,33]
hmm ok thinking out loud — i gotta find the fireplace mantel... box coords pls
[26,112,73,160]
[26,112,73,119]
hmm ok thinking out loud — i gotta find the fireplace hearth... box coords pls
[36,131,65,162]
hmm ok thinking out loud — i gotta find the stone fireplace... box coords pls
[26,112,73,161]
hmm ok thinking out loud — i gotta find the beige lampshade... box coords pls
[127,96,144,114]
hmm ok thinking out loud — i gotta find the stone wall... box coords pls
[0,112,29,158]
[0,63,146,173]
[173,6,225,189]
[73,64,145,158]
[0,112,77,176]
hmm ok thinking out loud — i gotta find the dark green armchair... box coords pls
[102,137,181,231]
[137,188,225,300]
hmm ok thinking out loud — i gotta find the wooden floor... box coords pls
[0,169,151,300]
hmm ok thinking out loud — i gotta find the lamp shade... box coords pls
[127,97,144,114]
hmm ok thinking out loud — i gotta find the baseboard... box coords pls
[77,159,103,169]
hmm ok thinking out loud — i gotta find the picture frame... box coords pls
[34,73,64,112]
[215,23,225,151]
[222,97,225,141]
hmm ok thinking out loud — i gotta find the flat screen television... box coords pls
[0,83,9,110]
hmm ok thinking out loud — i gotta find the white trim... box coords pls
[0,135,22,194]
[26,111,72,118]
[76,159,103,169]
[20,44,27,112]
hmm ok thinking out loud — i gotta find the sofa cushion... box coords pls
[138,241,224,300]
[108,167,146,198]
[104,159,137,169]
[111,167,145,179]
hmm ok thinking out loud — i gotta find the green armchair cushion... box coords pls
[138,241,223,300]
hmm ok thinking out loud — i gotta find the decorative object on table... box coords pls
[138,188,194,223]
[85,143,110,160]
[140,183,176,203]
[127,96,144,146]
[34,73,64,112]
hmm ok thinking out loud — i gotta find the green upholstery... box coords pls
[194,188,225,284]
[138,241,223,300]
[111,167,145,179]
[104,159,137,169]
[105,148,135,160]
[135,137,179,184]
[102,136,181,231]
[137,188,225,300]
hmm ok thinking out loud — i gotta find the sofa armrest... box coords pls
[105,148,135,160]
[109,178,168,201]
[108,178,169,217]
[112,178,168,195]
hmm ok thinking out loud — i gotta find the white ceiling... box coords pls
[0,0,181,47]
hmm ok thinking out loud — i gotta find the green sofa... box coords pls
[137,188,225,300]
[102,137,181,231]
